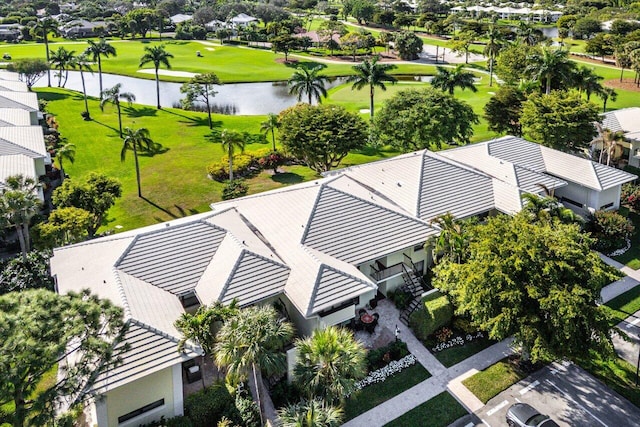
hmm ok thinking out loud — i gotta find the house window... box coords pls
[179,291,200,310]
[560,196,583,208]
[600,202,614,209]
[117,399,164,424]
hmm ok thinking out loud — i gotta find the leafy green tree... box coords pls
[260,113,280,151]
[121,127,155,198]
[278,399,344,427]
[288,65,330,105]
[484,85,526,136]
[100,83,136,138]
[0,289,126,427]
[70,53,93,118]
[278,104,367,173]
[587,210,634,253]
[271,34,299,62]
[293,326,367,404]
[521,91,600,152]
[33,207,92,248]
[214,306,294,425]
[374,87,478,151]
[85,39,117,98]
[175,301,239,356]
[430,64,477,95]
[0,250,54,295]
[585,33,615,62]
[433,213,617,363]
[0,175,40,262]
[54,142,76,183]
[350,0,376,24]
[347,56,397,120]
[49,46,75,88]
[525,46,575,95]
[449,30,475,64]
[32,18,58,87]
[495,42,534,85]
[52,173,122,237]
[139,45,174,109]
[218,129,246,181]
[6,58,49,90]
[394,30,423,60]
[180,73,221,129]
[573,17,602,40]
[124,8,157,37]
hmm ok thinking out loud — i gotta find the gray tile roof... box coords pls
[487,136,546,171]
[602,112,622,133]
[302,185,436,264]
[116,221,227,295]
[308,265,373,315]
[221,251,289,306]
[0,93,37,111]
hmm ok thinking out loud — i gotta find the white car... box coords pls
[506,403,560,427]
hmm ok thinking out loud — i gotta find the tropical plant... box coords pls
[592,123,625,166]
[32,18,58,87]
[175,301,239,356]
[427,212,467,264]
[572,66,603,100]
[260,113,280,151]
[525,46,575,95]
[484,25,505,86]
[49,46,75,88]
[430,64,478,95]
[0,175,40,262]
[70,53,93,118]
[100,83,136,138]
[278,399,344,427]
[587,210,634,253]
[287,65,329,105]
[218,129,246,181]
[85,39,117,98]
[294,326,367,404]
[347,56,397,120]
[597,86,617,113]
[521,193,582,225]
[121,127,155,198]
[139,45,174,109]
[55,142,76,183]
[180,73,221,129]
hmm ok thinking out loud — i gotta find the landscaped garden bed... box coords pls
[382,391,468,427]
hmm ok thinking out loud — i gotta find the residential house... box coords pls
[60,20,107,38]
[230,13,258,28]
[0,91,41,125]
[170,14,192,26]
[601,107,640,168]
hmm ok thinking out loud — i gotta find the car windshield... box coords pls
[527,414,549,426]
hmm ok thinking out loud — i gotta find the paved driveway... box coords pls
[469,361,640,427]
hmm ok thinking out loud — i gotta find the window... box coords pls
[117,399,164,424]
[560,196,583,208]
[179,291,200,310]
[413,244,423,252]
[600,202,614,209]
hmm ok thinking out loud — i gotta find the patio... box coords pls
[182,355,225,397]
[353,298,403,350]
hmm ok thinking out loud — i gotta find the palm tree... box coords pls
[260,113,280,151]
[121,127,154,198]
[175,301,239,356]
[516,21,541,46]
[85,39,117,98]
[525,46,575,95]
[347,56,397,120]
[55,142,76,183]
[430,64,478,95]
[71,53,93,118]
[139,45,174,109]
[0,175,40,261]
[278,399,344,427]
[33,18,58,87]
[288,65,329,104]
[521,193,581,225]
[49,46,75,88]
[593,123,625,166]
[572,66,603,100]
[219,129,246,181]
[484,25,505,87]
[100,83,136,138]
[214,306,294,427]
[293,326,367,404]
[428,212,466,264]
[597,86,617,112]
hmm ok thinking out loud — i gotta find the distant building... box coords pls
[170,14,192,25]
[60,19,107,38]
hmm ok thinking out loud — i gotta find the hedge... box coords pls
[184,383,241,427]
[409,291,453,341]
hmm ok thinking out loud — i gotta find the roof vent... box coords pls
[165,223,170,227]
[397,182,402,187]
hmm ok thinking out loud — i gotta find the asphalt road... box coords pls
[467,361,640,427]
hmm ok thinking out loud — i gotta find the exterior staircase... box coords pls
[399,264,425,326]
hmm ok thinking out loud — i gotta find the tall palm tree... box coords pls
[139,45,174,109]
[430,64,478,95]
[347,56,397,120]
[121,127,154,198]
[516,21,541,46]
[278,399,344,427]
[597,86,617,112]
[0,175,40,262]
[484,25,505,87]
[287,65,329,105]
[572,66,603,100]
[85,39,117,98]
[55,142,76,183]
[100,83,136,138]
[49,46,75,88]
[260,113,280,151]
[71,53,93,118]
[525,46,574,95]
[293,326,367,404]
[219,129,246,181]
[214,306,294,427]
[33,18,58,87]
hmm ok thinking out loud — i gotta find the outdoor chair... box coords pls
[358,308,367,317]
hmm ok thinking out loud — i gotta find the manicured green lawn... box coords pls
[604,284,640,325]
[382,391,468,427]
[613,207,640,269]
[462,359,527,403]
[432,337,495,368]
[577,352,640,409]
[343,363,431,421]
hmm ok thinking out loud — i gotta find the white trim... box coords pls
[172,363,184,416]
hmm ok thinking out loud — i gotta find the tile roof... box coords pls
[0,91,38,111]
[0,108,32,126]
[0,126,47,158]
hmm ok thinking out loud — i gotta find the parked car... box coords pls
[506,403,560,427]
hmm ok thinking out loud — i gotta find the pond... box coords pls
[35,71,348,115]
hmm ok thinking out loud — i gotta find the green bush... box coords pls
[140,416,194,427]
[235,386,260,427]
[184,383,241,427]
[366,340,409,370]
[388,288,412,310]
[221,180,249,200]
[409,291,453,341]
[622,183,640,211]
[452,317,476,334]
[587,210,634,253]
[207,154,256,182]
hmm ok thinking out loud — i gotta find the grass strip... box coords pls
[383,391,468,427]
[462,358,527,403]
[577,352,640,408]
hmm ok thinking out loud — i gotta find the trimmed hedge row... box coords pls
[409,291,453,341]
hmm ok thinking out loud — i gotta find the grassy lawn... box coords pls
[1,364,58,426]
[577,352,640,409]
[433,337,495,368]
[343,363,431,421]
[462,359,527,403]
[382,391,468,427]
[613,207,640,269]
[604,284,640,325]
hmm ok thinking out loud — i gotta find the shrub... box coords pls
[409,291,453,341]
[235,385,260,427]
[389,288,413,310]
[452,317,476,334]
[207,154,256,181]
[257,151,286,174]
[366,340,409,370]
[622,183,640,211]
[587,210,634,253]
[184,383,241,427]
[140,416,193,427]
[222,180,249,200]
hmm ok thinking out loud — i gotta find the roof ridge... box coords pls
[217,249,247,306]
[299,184,325,244]
[53,234,134,251]
[112,268,132,320]
[129,318,202,354]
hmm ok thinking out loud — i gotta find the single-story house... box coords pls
[60,20,107,38]
[0,154,43,200]
[50,137,634,426]
[0,80,29,92]
[204,19,227,31]
[170,14,192,25]
[230,13,258,27]
[0,24,21,42]
[0,108,34,127]
[0,91,41,125]
[0,126,51,177]
[601,107,640,168]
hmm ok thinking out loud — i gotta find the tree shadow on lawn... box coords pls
[162,108,223,128]
[141,196,182,220]
[285,60,327,71]
[124,106,158,118]
[36,90,72,101]
[87,118,120,134]
[271,172,304,184]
